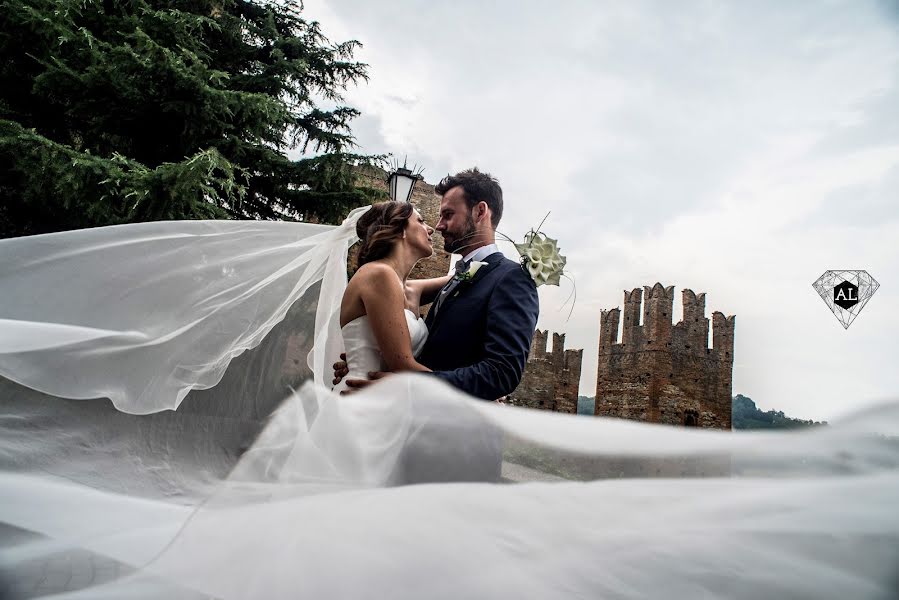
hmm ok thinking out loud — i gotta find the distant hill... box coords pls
[579,394,825,429]
[732,394,826,429]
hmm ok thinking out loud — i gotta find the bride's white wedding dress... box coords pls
[1,208,898,599]
[331,309,428,395]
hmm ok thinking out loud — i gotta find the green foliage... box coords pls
[1,0,383,237]
[732,394,827,430]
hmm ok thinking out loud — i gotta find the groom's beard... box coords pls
[442,215,477,254]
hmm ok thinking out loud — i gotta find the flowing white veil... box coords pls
[1,212,898,599]
[0,206,369,413]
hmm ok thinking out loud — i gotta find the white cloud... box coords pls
[306,0,899,420]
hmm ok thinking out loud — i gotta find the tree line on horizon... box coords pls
[730,394,826,429]
[577,394,826,429]
[1,0,383,238]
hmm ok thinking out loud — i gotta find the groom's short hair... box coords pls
[435,168,503,228]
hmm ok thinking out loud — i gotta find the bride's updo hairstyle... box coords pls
[355,201,415,267]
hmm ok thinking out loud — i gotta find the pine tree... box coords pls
[0,0,382,237]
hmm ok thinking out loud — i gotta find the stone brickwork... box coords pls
[508,330,583,413]
[596,283,734,429]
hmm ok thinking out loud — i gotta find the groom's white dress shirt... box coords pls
[453,243,500,271]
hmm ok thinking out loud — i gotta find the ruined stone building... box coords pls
[507,330,583,413]
[596,283,735,429]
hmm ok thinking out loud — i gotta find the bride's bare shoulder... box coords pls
[347,263,403,301]
[350,261,398,285]
[342,262,402,325]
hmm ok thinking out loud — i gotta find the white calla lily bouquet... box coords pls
[497,213,568,288]
[449,211,575,315]
[498,213,575,317]
[514,231,566,287]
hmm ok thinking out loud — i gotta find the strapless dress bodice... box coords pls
[332,309,428,394]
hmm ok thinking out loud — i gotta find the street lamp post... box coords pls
[387,160,422,203]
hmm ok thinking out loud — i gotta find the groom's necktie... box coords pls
[454,258,473,276]
[432,258,471,317]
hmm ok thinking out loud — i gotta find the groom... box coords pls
[338,167,540,401]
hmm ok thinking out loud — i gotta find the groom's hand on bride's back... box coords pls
[332,353,389,394]
[332,353,349,385]
[340,371,390,395]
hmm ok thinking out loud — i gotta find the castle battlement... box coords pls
[596,283,735,429]
[510,329,583,414]
[712,312,736,358]
[601,282,735,361]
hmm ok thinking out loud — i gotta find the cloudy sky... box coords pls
[303,0,899,421]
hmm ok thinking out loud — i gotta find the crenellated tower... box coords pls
[509,330,583,413]
[596,283,734,429]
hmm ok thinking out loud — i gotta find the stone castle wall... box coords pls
[596,283,734,429]
[508,330,583,413]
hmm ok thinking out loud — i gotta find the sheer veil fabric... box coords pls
[1,211,898,599]
[0,206,369,412]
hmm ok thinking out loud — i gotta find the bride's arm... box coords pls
[407,274,453,306]
[359,265,431,373]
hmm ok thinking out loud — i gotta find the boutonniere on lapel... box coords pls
[454,260,488,284]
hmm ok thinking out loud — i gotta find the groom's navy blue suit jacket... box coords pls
[419,252,539,401]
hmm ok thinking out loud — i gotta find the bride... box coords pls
[1,204,898,599]
[332,201,444,394]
